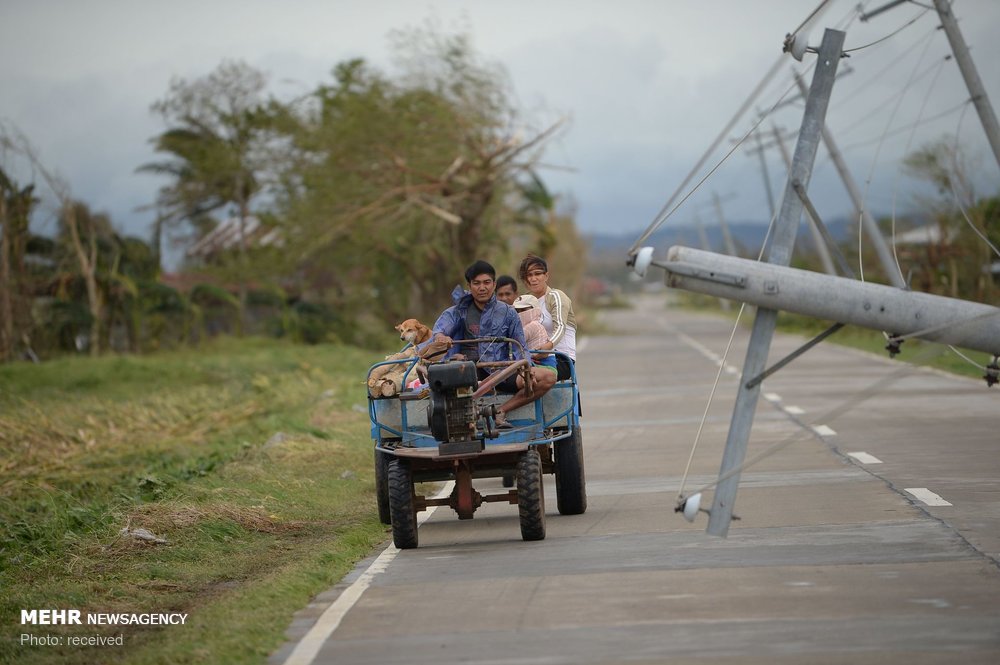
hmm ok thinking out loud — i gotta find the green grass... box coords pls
[0,337,389,664]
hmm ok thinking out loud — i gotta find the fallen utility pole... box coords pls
[655,246,1000,355]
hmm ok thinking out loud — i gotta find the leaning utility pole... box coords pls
[706,29,847,537]
[792,72,905,288]
[711,191,739,257]
[862,0,1000,173]
[933,0,1000,171]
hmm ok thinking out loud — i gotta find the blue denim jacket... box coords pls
[427,291,526,365]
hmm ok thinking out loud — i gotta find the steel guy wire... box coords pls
[856,16,939,284]
[947,345,989,371]
[830,24,939,113]
[834,54,951,140]
[675,208,780,504]
[837,100,971,153]
[789,0,835,40]
[843,5,933,53]
[674,319,992,510]
[629,53,789,255]
[948,102,1000,260]
[630,64,811,255]
[889,53,952,286]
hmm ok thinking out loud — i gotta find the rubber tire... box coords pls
[516,448,546,541]
[374,449,391,525]
[388,458,419,549]
[554,426,587,515]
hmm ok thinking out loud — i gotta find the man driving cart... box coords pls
[424,259,557,429]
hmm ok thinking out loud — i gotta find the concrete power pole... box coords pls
[706,29,847,537]
[933,0,1000,172]
[792,72,905,289]
[711,191,739,257]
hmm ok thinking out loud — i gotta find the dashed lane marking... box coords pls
[812,425,837,437]
[847,452,883,464]
[784,405,805,415]
[905,487,953,507]
[763,393,782,403]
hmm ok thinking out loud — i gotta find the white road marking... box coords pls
[675,330,722,364]
[784,405,805,415]
[724,365,739,375]
[282,481,455,665]
[847,452,883,464]
[763,393,782,403]
[905,487,953,507]
[812,425,837,437]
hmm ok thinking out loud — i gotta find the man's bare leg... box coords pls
[498,367,557,417]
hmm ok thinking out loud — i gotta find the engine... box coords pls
[426,361,485,455]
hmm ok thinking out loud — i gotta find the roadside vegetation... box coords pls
[0,338,387,664]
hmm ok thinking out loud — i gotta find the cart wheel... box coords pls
[501,473,515,488]
[374,449,391,525]
[555,426,587,515]
[388,458,418,549]
[516,448,546,541]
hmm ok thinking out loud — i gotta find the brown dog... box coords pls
[395,318,432,346]
[368,319,447,397]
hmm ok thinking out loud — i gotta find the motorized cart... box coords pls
[367,337,585,549]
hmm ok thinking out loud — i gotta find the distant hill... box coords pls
[585,217,854,260]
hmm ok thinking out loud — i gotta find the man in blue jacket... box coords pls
[429,259,556,428]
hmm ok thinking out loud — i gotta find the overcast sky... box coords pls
[2,0,998,265]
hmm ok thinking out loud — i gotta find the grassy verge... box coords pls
[0,338,388,664]
[667,293,995,382]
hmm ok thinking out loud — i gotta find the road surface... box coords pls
[272,296,1000,664]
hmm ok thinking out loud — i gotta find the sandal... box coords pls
[494,411,514,429]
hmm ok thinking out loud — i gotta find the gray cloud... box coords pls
[2,0,997,261]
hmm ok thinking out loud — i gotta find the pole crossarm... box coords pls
[791,180,857,278]
[744,323,846,390]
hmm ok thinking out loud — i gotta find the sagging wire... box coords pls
[790,0,834,39]
[856,6,937,284]
[630,66,811,256]
[676,0,858,505]
[837,100,971,153]
[836,53,949,140]
[630,0,835,256]
[831,25,940,113]
[677,301,995,511]
[678,342,946,508]
[675,209,781,504]
[948,345,989,371]
[948,103,1000,260]
[843,5,933,53]
[937,101,1000,373]
[628,54,787,254]
[890,54,953,287]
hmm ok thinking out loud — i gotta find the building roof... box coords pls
[186,216,283,258]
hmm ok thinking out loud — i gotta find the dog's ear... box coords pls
[394,323,403,332]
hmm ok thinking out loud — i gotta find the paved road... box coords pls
[272,296,1000,664]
